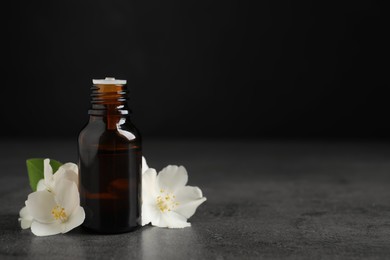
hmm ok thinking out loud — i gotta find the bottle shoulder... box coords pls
[78,118,141,148]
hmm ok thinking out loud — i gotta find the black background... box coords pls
[2,0,387,139]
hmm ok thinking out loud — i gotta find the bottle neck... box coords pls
[88,84,131,116]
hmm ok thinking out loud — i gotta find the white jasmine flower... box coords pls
[18,206,33,229]
[142,165,206,228]
[19,159,79,231]
[25,179,85,236]
[37,159,78,192]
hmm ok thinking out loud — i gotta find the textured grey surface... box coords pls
[0,139,390,259]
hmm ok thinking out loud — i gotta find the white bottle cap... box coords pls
[92,77,127,85]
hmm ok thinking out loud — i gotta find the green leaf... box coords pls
[26,158,63,191]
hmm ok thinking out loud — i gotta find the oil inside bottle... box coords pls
[79,143,141,233]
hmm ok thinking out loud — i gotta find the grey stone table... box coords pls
[0,139,390,259]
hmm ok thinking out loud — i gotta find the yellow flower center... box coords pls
[51,206,68,222]
[156,189,179,212]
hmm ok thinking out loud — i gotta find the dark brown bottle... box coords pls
[78,77,141,233]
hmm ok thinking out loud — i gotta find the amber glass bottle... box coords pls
[78,77,141,233]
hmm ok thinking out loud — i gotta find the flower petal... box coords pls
[141,203,160,226]
[31,221,63,236]
[142,156,149,174]
[161,211,191,228]
[43,158,53,182]
[175,198,207,219]
[59,162,78,174]
[36,179,46,191]
[62,206,85,234]
[157,165,188,192]
[54,179,79,215]
[20,218,33,229]
[53,167,78,186]
[150,212,165,228]
[19,206,33,229]
[19,206,32,219]
[142,168,158,203]
[174,186,207,219]
[26,191,56,223]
